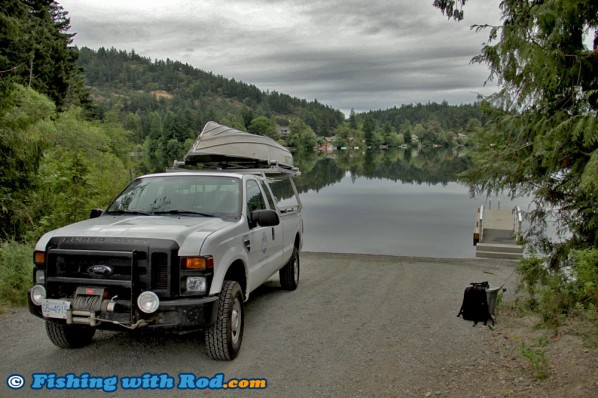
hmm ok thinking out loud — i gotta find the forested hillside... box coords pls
[76,47,493,169]
[76,47,345,170]
[361,101,487,133]
[78,47,344,134]
[331,102,487,150]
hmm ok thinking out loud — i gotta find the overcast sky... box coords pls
[59,0,504,115]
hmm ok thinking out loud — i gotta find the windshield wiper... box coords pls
[105,210,152,216]
[153,210,215,217]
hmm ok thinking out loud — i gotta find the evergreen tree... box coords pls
[362,115,375,145]
[349,109,357,129]
[434,1,598,259]
[0,0,85,109]
[404,130,412,146]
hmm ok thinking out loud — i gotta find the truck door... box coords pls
[260,179,284,269]
[244,179,282,290]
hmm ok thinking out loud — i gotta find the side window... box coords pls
[267,177,300,212]
[260,180,276,210]
[246,180,266,213]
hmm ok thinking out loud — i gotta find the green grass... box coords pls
[519,336,549,380]
[0,241,34,313]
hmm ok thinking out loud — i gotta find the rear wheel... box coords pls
[205,280,244,360]
[45,321,96,349]
[279,246,299,291]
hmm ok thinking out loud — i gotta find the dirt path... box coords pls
[0,253,595,397]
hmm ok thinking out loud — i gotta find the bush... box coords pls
[0,241,33,311]
[571,249,598,309]
[517,257,548,310]
[517,250,598,327]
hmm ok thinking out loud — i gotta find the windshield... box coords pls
[106,175,241,219]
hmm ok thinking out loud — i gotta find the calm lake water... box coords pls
[292,149,530,258]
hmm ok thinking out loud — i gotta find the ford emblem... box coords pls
[87,264,114,278]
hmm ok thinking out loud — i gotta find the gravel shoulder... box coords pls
[0,252,596,397]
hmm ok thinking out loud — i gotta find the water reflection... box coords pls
[291,148,529,258]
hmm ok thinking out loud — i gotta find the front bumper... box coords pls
[28,291,219,332]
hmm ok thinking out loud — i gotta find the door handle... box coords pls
[242,236,251,252]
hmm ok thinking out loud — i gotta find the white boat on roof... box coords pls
[183,121,294,169]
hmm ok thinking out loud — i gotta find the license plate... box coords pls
[41,299,71,319]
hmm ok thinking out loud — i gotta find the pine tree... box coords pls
[434,0,598,257]
[0,0,84,109]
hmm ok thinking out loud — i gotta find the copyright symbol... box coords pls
[7,375,25,389]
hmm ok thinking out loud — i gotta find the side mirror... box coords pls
[89,208,104,219]
[250,209,280,227]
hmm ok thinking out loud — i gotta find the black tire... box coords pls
[205,280,244,360]
[45,321,96,349]
[279,246,299,291]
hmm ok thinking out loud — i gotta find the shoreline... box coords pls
[301,250,519,264]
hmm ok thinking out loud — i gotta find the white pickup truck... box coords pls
[28,123,303,360]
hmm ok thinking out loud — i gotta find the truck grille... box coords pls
[151,252,169,290]
[53,251,145,281]
[44,237,179,298]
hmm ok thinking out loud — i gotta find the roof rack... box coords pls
[170,159,301,176]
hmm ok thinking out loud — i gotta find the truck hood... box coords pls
[35,215,235,251]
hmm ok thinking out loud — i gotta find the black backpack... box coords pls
[457,281,495,326]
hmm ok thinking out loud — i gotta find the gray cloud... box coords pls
[61,0,502,114]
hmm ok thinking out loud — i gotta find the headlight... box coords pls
[186,277,207,293]
[35,270,45,284]
[137,291,159,314]
[30,285,46,306]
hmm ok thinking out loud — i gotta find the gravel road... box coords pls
[0,252,521,398]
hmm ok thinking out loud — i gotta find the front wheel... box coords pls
[279,246,299,291]
[205,280,244,360]
[45,321,96,349]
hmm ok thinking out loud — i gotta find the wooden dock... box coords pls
[474,205,524,259]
